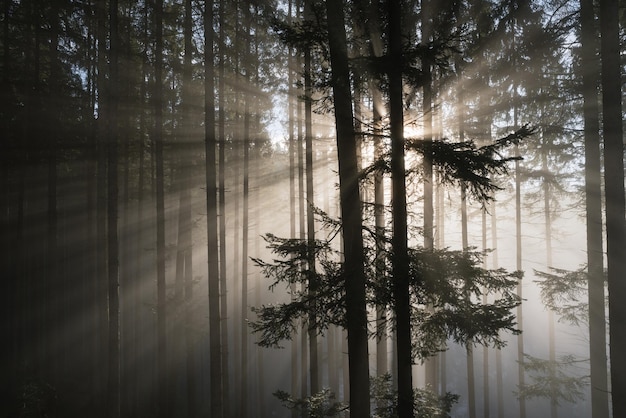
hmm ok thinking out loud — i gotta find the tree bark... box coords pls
[599,0,626,416]
[388,1,413,417]
[580,0,609,416]
[325,1,370,416]
[107,1,120,416]
[217,0,230,415]
[205,1,223,416]
[303,0,319,395]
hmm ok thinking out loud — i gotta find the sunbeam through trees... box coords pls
[0,1,624,417]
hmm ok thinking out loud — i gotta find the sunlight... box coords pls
[403,123,422,140]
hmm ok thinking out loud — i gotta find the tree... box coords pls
[179,0,197,414]
[153,0,168,416]
[387,1,413,416]
[107,1,121,417]
[217,0,231,415]
[325,0,371,415]
[204,1,223,416]
[599,0,626,415]
[580,0,609,415]
[303,0,319,395]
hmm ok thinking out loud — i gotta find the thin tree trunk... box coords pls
[599,0,626,416]
[541,121,558,418]
[580,0,609,416]
[510,14,525,413]
[241,4,252,412]
[107,1,120,416]
[179,1,197,414]
[422,0,437,390]
[462,183,476,418]
[47,0,60,382]
[492,202,504,417]
[205,1,223,416]
[95,0,109,410]
[373,85,387,377]
[218,0,230,415]
[482,208,489,418]
[388,1,413,416]
[303,0,318,394]
[515,144,526,418]
[153,1,168,416]
[232,4,241,411]
[297,46,308,401]
[287,1,299,408]
[365,2,387,376]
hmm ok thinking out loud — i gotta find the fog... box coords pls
[0,1,620,417]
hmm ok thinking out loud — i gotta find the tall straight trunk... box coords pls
[509,12,526,417]
[366,1,387,376]
[457,58,475,418]
[181,0,197,414]
[388,1,413,417]
[541,124,558,418]
[217,0,230,415]
[287,1,299,407]
[297,47,308,401]
[515,142,526,418]
[323,148,339,396]
[241,107,250,417]
[153,1,168,416]
[47,0,60,380]
[373,85,387,377]
[232,4,241,412]
[422,0,437,390]
[252,21,266,412]
[241,4,252,412]
[95,0,109,409]
[599,0,626,416]
[461,191,475,418]
[303,0,318,394]
[107,1,121,416]
[580,1,609,416]
[492,202,504,417]
[325,1,370,416]
[205,1,223,416]
[131,5,150,413]
[421,2,434,254]
[481,208,489,418]
[1,0,15,401]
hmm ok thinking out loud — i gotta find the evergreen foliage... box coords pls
[251,209,521,358]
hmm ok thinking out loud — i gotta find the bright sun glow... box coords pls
[403,123,422,139]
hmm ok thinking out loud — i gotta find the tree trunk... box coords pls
[599,0,626,416]
[459,185,476,418]
[422,0,437,391]
[181,0,197,414]
[492,203,504,417]
[95,0,109,410]
[241,4,252,413]
[388,1,413,417]
[541,122,557,418]
[303,0,318,395]
[580,0,609,416]
[107,1,120,416]
[287,1,299,408]
[296,49,309,401]
[153,1,168,416]
[218,0,231,415]
[205,1,223,416]
[325,1,370,416]
[366,1,387,377]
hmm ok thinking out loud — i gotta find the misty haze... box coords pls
[1,1,624,418]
